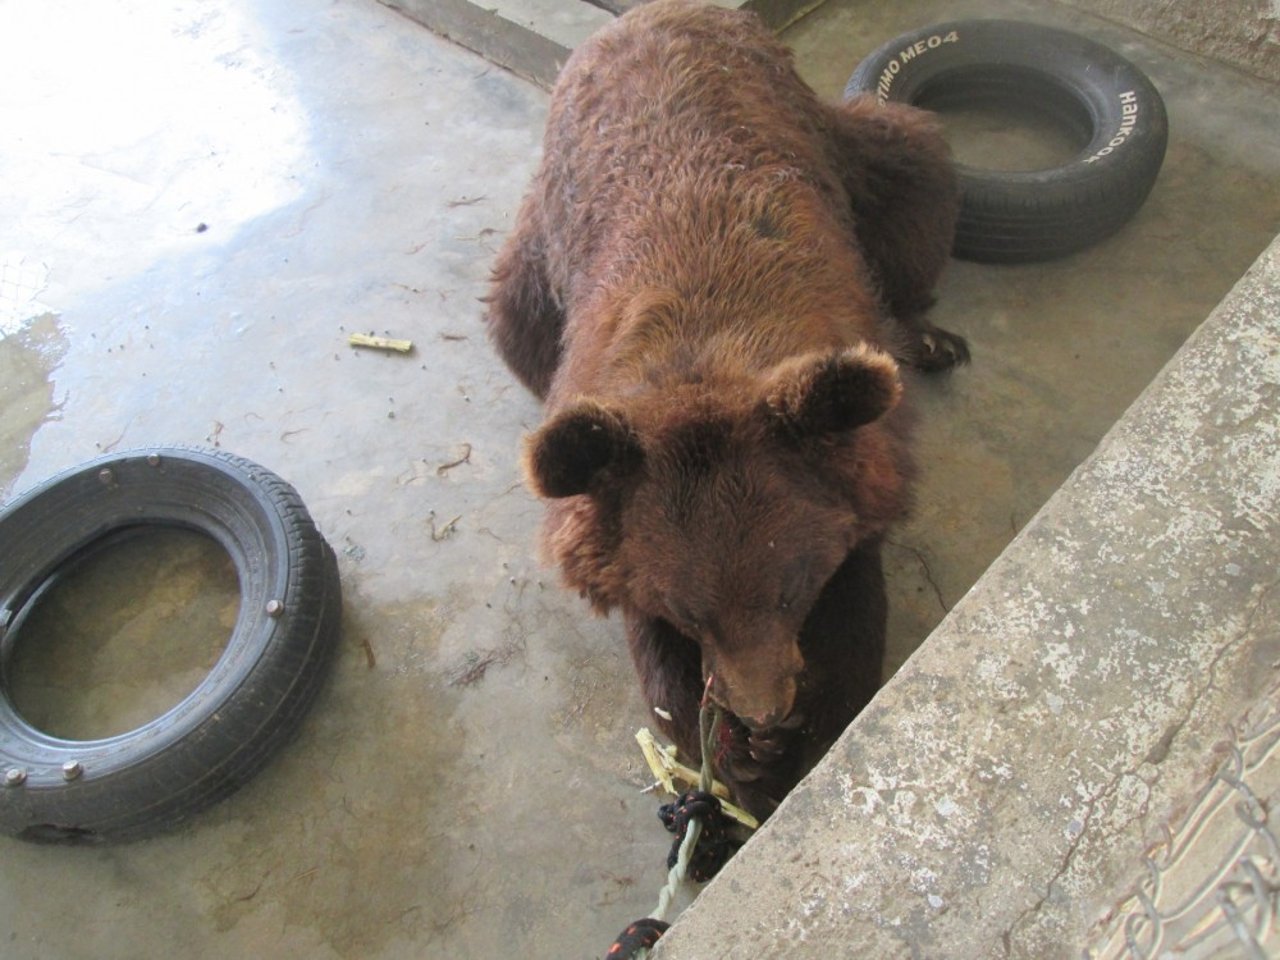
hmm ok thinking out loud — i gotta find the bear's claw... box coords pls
[915,326,971,372]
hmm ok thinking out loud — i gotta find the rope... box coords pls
[607,682,737,960]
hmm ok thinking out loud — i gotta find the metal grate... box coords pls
[1085,686,1280,958]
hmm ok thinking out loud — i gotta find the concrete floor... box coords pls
[0,0,1276,958]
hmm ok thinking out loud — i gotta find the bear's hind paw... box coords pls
[912,325,970,373]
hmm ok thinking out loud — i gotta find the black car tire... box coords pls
[845,20,1169,263]
[0,448,342,843]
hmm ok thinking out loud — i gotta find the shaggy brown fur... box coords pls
[486,0,964,818]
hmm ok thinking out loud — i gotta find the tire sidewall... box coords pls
[848,20,1166,182]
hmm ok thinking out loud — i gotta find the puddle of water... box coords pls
[3,527,239,740]
[0,312,67,499]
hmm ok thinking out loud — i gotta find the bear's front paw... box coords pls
[719,744,767,784]
[746,718,802,764]
[713,713,807,821]
[730,782,781,822]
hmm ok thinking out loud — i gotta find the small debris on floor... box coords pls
[436,443,472,476]
[448,638,523,687]
[348,332,413,353]
[428,512,461,542]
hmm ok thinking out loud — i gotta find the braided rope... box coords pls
[634,700,721,957]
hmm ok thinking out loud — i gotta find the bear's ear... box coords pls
[762,345,901,438]
[523,400,644,498]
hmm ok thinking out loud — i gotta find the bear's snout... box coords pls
[705,639,803,731]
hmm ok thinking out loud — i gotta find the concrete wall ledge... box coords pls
[658,235,1280,958]
[378,0,826,88]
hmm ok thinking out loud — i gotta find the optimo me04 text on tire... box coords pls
[0,447,342,843]
[846,20,1168,263]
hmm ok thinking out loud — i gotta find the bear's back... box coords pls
[542,1,844,237]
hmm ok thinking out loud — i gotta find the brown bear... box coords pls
[485,0,965,819]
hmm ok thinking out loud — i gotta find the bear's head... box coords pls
[524,345,910,729]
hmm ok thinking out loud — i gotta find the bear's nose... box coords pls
[740,706,788,731]
[703,643,800,730]
[702,674,778,727]
[735,676,798,731]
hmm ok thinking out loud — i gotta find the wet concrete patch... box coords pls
[0,313,66,500]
